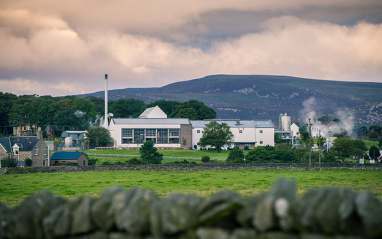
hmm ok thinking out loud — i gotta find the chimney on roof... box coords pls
[37,127,43,140]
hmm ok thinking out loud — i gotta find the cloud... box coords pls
[0,1,381,96]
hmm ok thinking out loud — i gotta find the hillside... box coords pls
[78,75,382,125]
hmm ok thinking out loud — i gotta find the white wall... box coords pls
[255,128,274,146]
[109,121,182,147]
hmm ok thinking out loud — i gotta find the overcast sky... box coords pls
[1,0,381,96]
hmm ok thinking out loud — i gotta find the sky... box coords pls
[0,0,382,96]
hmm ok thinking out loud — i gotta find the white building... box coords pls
[108,118,192,149]
[139,106,167,118]
[191,119,274,150]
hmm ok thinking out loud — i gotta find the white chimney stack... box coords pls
[104,74,108,129]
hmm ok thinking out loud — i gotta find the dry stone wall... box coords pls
[0,163,381,175]
[1,178,382,239]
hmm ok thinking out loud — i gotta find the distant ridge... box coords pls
[77,75,382,125]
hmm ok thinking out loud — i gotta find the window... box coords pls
[35,147,38,155]
[239,130,243,133]
[169,129,180,137]
[260,141,263,145]
[14,149,18,155]
[134,129,145,144]
[43,160,46,166]
[122,129,133,144]
[44,148,47,155]
[197,130,200,133]
[83,161,86,166]
[157,129,168,143]
[260,130,263,133]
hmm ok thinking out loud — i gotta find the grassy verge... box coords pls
[1,169,381,207]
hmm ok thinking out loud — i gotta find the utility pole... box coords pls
[318,130,321,168]
[308,118,312,169]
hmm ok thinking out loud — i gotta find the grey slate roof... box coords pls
[112,118,191,125]
[190,120,274,128]
[0,137,39,152]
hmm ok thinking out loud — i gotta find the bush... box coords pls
[125,158,142,165]
[88,158,98,165]
[24,158,33,167]
[226,147,244,163]
[1,157,17,167]
[201,156,210,163]
[101,161,112,166]
[140,141,163,164]
[114,161,124,165]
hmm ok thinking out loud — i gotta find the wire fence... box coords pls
[85,153,224,161]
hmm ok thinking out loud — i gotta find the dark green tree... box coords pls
[201,156,210,163]
[369,146,381,160]
[331,137,355,162]
[226,147,244,163]
[199,121,234,153]
[110,98,145,118]
[139,141,163,164]
[353,139,367,151]
[85,126,113,147]
[171,100,216,120]
[368,131,379,140]
[143,100,180,116]
[298,124,309,142]
[379,138,382,149]
[24,158,33,167]
[246,146,276,163]
[369,125,382,137]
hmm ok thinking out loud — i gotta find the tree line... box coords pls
[0,92,216,136]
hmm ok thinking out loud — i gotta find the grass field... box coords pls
[1,169,381,207]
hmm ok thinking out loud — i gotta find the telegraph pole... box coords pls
[308,118,312,169]
[318,130,321,168]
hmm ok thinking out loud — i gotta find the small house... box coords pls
[50,152,89,166]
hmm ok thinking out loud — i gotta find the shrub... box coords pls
[244,146,249,150]
[1,157,17,167]
[114,161,124,165]
[101,161,112,166]
[201,156,210,163]
[226,147,245,163]
[24,158,33,167]
[88,158,98,165]
[139,141,163,164]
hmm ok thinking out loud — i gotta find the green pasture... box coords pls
[1,169,381,207]
[83,149,232,165]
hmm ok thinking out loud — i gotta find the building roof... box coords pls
[63,131,86,134]
[190,120,274,128]
[139,106,167,118]
[51,152,87,160]
[0,137,40,152]
[112,118,191,125]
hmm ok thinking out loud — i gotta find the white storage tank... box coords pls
[280,113,291,131]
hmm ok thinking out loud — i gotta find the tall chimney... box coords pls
[104,74,109,129]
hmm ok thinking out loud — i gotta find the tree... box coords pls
[144,100,180,116]
[139,141,163,164]
[85,126,113,147]
[201,156,210,163]
[110,98,145,118]
[199,121,234,153]
[369,146,381,160]
[331,138,355,162]
[226,147,244,163]
[353,139,367,151]
[298,124,309,142]
[24,158,33,167]
[246,146,276,163]
[368,131,379,140]
[379,138,382,149]
[171,100,216,120]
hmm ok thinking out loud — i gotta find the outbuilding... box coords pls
[50,152,88,166]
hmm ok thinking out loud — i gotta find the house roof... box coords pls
[190,120,274,128]
[51,152,87,160]
[0,137,40,152]
[112,118,191,125]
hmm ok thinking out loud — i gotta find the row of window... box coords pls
[122,128,180,144]
[196,129,264,134]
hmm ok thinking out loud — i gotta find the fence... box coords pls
[86,153,223,161]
